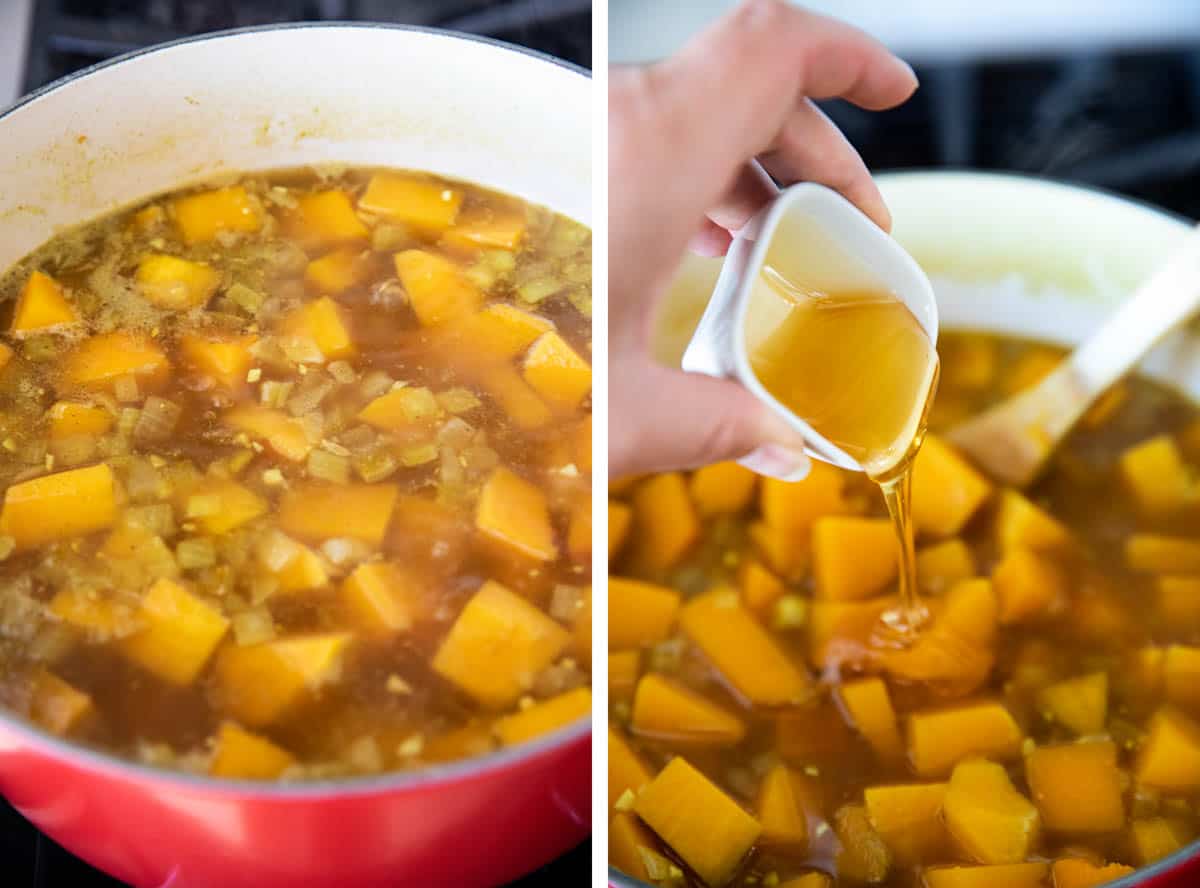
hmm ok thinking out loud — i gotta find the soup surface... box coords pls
[0,167,592,779]
[610,331,1200,887]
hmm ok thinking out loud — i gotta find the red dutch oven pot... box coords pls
[0,24,591,888]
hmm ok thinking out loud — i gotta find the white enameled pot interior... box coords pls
[0,25,590,275]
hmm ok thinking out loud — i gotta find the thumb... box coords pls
[611,360,810,480]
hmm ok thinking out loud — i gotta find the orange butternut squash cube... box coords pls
[0,463,116,550]
[479,365,553,430]
[608,578,681,648]
[994,489,1073,553]
[749,518,808,582]
[864,782,949,866]
[632,673,746,748]
[761,461,849,535]
[214,632,351,726]
[279,482,397,547]
[813,517,898,600]
[1037,672,1107,735]
[357,386,441,431]
[12,270,78,333]
[757,763,809,850]
[609,812,661,882]
[834,803,892,884]
[223,404,310,461]
[456,303,553,361]
[49,587,134,638]
[284,190,368,248]
[120,578,230,686]
[609,724,653,810]
[1156,576,1200,633]
[808,597,891,671]
[281,296,356,361]
[171,186,260,244]
[609,650,641,702]
[1129,817,1193,865]
[609,501,632,561]
[690,462,757,517]
[340,562,422,634]
[394,249,481,326]
[268,538,328,592]
[1051,859,1134,888]
[185,479,267,535]
[523,331,591,412]
[739,558,786,613]
[1026,741,1124,833]
[431,580,570,708]
[180,332,257,392]
[634,756,762,887]
[837,677,904,765]
[908,700,1024,777]
[1126,534,1200,573]
[944,758,1040,864]
[627,473,700,575]
[916,539,976,594]
[30,669,94,736]
[1137,705,1200,792]
[680,590,811,706]
[993,546,1067,623]
[63,332,170,394]
[1165,644,1200,711]
[360,173,463,231]
[475,466,558,562]
[911,436,993,537]
[442,205,526,251]
[136,254,221,310]
[883,578,997,691]
[494,687,590,745]
[304,247,373,294]
[923,863,1049,888]
[47,401,112,441]
[1120,434,1196,516]
[209,721,296,779]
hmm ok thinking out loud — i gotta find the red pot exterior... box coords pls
[0,720,589,888]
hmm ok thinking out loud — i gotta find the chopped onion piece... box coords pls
[327,361,356,384]
[307,448,350,484]
[352,449,397,483]
[176,538,217,570]
[134,397,181,442]
[260,379,294,409]
[437,388,481,414]
[114,375,140,404]
[287,376,334,417]
[232,607,276,646]
[400,443,438,467]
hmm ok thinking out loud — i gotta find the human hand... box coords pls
[609,0,918,479]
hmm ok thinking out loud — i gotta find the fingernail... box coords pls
[897,57,919,87]
[740,444,810,481]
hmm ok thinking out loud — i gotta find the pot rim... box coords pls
[0,22,591,800]
[612,169,1197,888]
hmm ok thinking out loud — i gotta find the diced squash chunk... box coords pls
[209,721,295,779]
[609,501,632,561]
[1120,434,1195,515]
[779,875,832,888]
[224,404,311,461]
[1051,859,1135,888]
[837,677,904,765]
[214,632,351,726]
[30,669,94,736]
[1156,576,1200,633]
[993,546,1067,623]
[494,687,590,745]
[455,303,553,361]
[269,538,328,592]
[360,173,463,231]
[761,461,850,536]
[690,462,758,516]
[1126,534,1200,573]
[431,580,570,708]
[634,756,762,887]
[609,650,641,702]
[757,763,809,850]
[47,401,112,441]
[834,803,892,884]
[120,578,230,686]
[479,365,553,430]
[1165,644,1200,710]
[883,579,997,692]
[278,482,397,547]
[304,247,373,294]
[475,466,558,562]
[680,591,810,706]
[813,517,897,600]
[916,539,976,594]
[385,493,472,571]
[1137,705,1200,792]
[394,249,481,326]
[12,270,78,333]
[185,479,267,535]
[63,332,170,393]
[357,386,441,431]
[180,333,257,392]
[907,701,1024,777]
[1037,672,1107,735]
[609,724,653,810]
[864,782,948,866]
[281,296,356,360]
[739,559,786,613]
[609,578,680,649]
[749,518,808,582]
[285,190,368,248]
[522,331,591,411]
[49,588,133,637]
[442,205,526,251]
[808,597,892,671]
[627,473,700,575]
[944,758,1040,864]
[923,863,1049,888]
[340,562,422,634]
[0,463,116,550]
[171,186,260,244]
[1129,817,1193,865]
[912,436,993,537]
[632,673,746,747]
[609,812,660,882]
[1027,741,1124,833]
[136,254,221,309]
[994,489,1073,553]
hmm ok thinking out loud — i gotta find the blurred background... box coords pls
[0,6,589,886]
[611,0,1200,218]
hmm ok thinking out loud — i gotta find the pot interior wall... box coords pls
[0,26,590,274]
